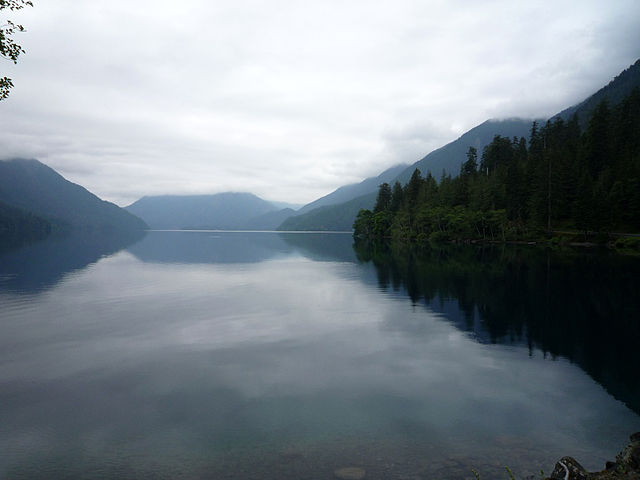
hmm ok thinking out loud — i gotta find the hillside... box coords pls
[296,163,407,215]
[0,159,147,233]
[355,86,640,241]
[277,192,376,231]
[276,120,535,231]
[280,59,640,232]
[245,208,296,230]
[126,192,283,230]
[393,118,536,185]
[555,59,640,126]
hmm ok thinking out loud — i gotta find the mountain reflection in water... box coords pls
[1,231,639,479]
[353,240,640,416]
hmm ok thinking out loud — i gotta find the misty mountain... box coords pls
[0,158,147,233]
[393,118,536,184]
[126,192,287,230]
[245,208,296,230]
[276,119,534,231]
[270,201,302,211]
[296,163,407,215]
[555,58,640,127]
[277,59,640,232]
[278,192,376,232]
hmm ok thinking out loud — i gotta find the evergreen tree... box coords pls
[374,182,392,213]
[462,147,478,176]
[406,169,423,207]
[390,181,404,212]
[584,100,611,178]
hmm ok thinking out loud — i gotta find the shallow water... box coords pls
[1,231,639,479]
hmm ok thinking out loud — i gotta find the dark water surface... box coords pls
[1,231,639,479]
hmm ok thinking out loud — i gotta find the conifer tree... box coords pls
[374,183,392,213]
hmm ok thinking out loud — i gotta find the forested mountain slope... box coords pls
[355,87,640,240]
[296,164,407,215]
[279,59,640,232]
[555,59,640,127]
[0,158,147,233]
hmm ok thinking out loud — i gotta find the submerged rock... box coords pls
[549,456,588,480]
[545,433,640,480]
[334,466,366,479]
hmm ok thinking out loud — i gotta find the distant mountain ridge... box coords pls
[278,192,376,231]
[277,58,640,231]
[0,158,147,234]
[245,208,296,230]
[277,119,537,231]
[296,163,407,215]
[126,192,295,230]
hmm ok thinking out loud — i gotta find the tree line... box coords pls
[354,88,640,242]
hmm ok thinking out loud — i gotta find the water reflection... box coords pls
[0,231,355,295]
[353,240,640,415]
[1,232,639,479]
[0,231,144,294]
[126,230,356,265]
[127,230,293,264]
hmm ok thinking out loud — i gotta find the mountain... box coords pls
[126,192,284,230]
[270,201,302,211]
[296,163,407,215]
[245,208,296,230]
[275,119,534,231]
[278,192,376,231]
[278,59,640,232]
[555,58,640,127]
[0,158,147,233]
[393,118,536,185]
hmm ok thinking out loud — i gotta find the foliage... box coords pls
[373,182,392,213]
[354,88,640,241]
[1,0,32,100]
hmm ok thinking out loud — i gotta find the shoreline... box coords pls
[539,433,640,480]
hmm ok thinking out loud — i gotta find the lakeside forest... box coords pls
[354,88,640,244]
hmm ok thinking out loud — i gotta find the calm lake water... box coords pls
[1,231,639,479]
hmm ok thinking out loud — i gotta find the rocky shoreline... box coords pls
[328,433,640,480]
[543,433,640,480]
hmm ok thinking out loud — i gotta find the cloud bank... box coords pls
[1,0,639,205]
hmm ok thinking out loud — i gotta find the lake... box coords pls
[1,231,639,479]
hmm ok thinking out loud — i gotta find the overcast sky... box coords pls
[1,0,639,206]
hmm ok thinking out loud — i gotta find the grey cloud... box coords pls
[1,0,639,205]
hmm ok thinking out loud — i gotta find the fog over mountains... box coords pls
[279,59,640,231]
[295,164,408,215]
[2,60,638,239]
[125,193,294,230]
